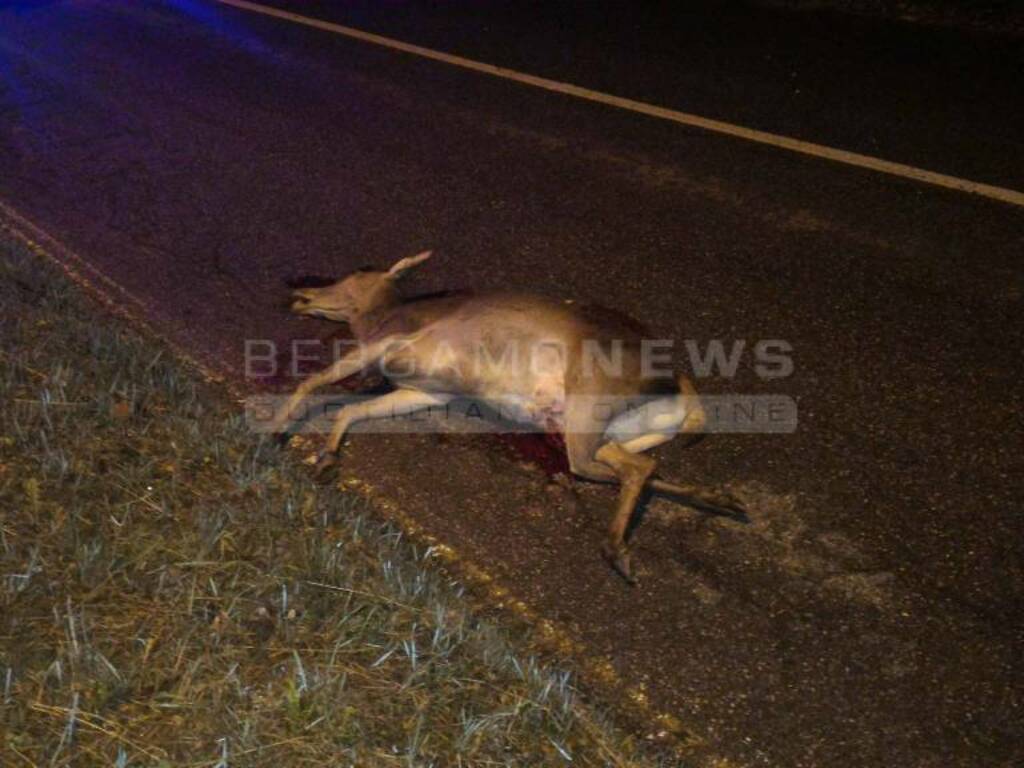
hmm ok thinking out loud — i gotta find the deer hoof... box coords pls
[718,492,749,521]
[603,542,638,586]
[314,451,339,477]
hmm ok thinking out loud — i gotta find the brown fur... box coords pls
[277,251,745,583]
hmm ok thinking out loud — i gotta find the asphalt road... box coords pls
[1,2,1022,766]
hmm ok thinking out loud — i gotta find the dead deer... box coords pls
[273,251,745,583]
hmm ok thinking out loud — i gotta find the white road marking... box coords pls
[215,0,1024,208]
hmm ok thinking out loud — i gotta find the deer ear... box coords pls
[386,250,432,279]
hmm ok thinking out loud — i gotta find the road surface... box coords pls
[1,2,1021,765]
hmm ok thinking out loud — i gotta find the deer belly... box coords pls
[480,376,566,433]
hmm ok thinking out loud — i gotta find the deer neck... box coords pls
[349,288,403,343]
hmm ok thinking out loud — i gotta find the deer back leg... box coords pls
[603,375,704,454]
[593,441,656,584]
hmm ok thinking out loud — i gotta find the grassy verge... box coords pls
[0,238,673,767]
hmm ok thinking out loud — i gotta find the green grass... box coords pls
[0,238,679,767]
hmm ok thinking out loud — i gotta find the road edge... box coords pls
[0,199,736,767]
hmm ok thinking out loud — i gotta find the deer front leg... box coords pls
[594,441,656,585]
[315,388,452,474]
[271,347,377,438]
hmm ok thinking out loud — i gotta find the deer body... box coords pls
[274,252,743,582]
[366,294,573,426]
